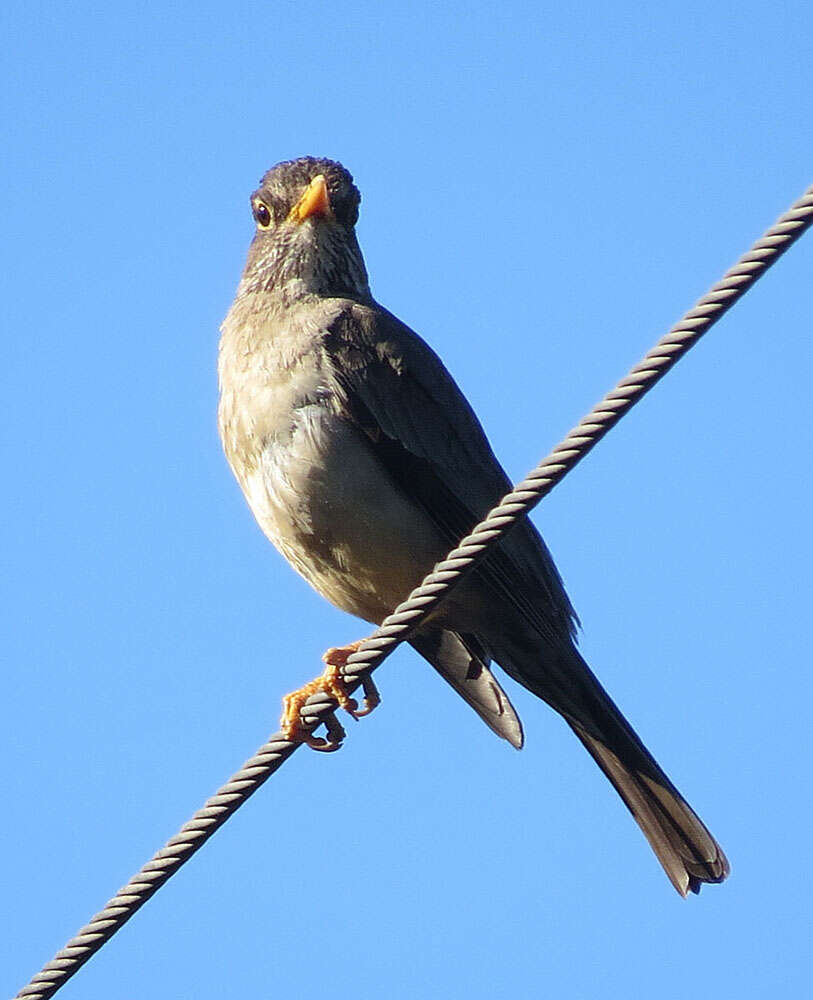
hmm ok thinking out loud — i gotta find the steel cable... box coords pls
[15,182,813,999]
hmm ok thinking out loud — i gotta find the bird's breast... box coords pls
[253,401,446,622]
[218,320,445,623]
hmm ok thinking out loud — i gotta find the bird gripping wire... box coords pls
[15,181,813,1000]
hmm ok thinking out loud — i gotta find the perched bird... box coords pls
[218,156,729,896]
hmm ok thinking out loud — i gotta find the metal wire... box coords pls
[15,183,813,999]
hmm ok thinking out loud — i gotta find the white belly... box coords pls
[242,402,445,624]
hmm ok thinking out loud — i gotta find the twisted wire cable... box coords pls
[15,183,813,999]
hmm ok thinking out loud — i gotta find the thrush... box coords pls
[218,156,729,896]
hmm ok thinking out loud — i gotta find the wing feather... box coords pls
[324,303,578,645]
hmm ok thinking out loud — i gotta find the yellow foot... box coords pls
[280,641,381,751]
[322,641,381,719]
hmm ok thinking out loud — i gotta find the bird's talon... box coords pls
[322,710,347,747]
[350,676,381,718]
[306,715,345,752]
[306,736,340,752]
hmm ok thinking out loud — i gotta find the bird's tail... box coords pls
[495,639,729,895]
[568,711,729,896]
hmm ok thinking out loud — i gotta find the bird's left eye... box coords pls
[253,200,272,229]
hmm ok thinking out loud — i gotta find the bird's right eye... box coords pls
[252,200,273,229]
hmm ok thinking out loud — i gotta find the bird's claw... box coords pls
[303,710,347,752]
[350,674,381,718]
[280,641,381,750]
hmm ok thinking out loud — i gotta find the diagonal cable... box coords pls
[15,182,813,999]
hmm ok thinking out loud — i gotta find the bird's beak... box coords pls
[287,174,333,224]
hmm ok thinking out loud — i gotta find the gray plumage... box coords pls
[218,156,729,896]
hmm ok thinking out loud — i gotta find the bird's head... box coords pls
[239,157,370,302]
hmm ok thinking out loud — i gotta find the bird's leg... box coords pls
[280,640,381,751]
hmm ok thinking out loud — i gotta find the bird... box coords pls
[218,156,729,897]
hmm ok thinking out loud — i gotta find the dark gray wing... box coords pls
[323,302,579,647]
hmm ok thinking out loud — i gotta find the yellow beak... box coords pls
[287,174,333,223]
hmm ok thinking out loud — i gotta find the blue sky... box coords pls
[3,2,811,997]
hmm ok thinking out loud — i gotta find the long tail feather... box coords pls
[571,721,729,895]
[492,633,728,894]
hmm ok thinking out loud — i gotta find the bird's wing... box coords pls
[324,307,730,894]
[323,302,578,647]
[409,630,524,748]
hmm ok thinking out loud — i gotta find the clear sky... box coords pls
[3,2,811,997]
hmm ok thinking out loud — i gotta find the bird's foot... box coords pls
[322,641,381,718]
[280,641,381,751]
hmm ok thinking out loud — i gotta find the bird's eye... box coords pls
[253,200,272,229]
